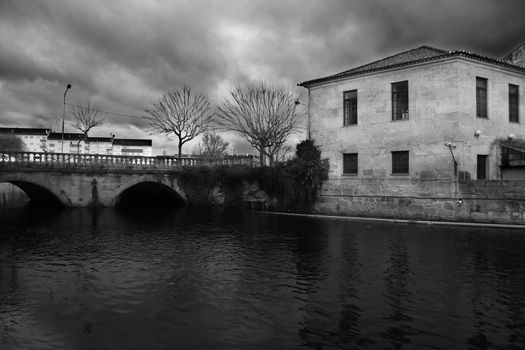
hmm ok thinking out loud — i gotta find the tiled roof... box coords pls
[299,45,525,87]
[0,127,50,135]
[47,132,85,141]
[334,46,447,78]
[501,42,525,67]
[2,127,151,146]
[113,139,152,146]
[88,137,114,142]
[47,132,151,146]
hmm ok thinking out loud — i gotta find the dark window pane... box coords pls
[509,84,519,123]
[392,151,409,174]
[476,77,488,118]
[344,90,357,99]
[344,99,350,125]
[392,81,408,120]
[343,153,358,174]
[477,155,488,179]
[343,90,358,125]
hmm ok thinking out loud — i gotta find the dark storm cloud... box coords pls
[1,0,524,154]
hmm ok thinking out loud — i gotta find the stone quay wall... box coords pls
[316,178,525,225]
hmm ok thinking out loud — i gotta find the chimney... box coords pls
[502,42,525,67]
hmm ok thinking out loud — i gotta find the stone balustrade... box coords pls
[0,151,254,170]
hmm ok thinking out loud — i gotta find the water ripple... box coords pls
[1,207,525,349]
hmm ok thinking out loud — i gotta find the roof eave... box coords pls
[298,50,525,88]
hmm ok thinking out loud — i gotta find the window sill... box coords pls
[391,118,409,122]
[391,173,409,176]
[342,124,358,127]
[476,116,489,119]
[509,121,520,124]
[342,173,358,176]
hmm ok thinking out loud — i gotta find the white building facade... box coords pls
[0,128,152,156]
[0,127,50,152]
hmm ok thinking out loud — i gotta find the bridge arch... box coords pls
[110,175,187,208]
[0,174,66,207]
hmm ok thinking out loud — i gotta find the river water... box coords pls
[1,206,524,349]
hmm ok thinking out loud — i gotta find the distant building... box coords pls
[84,136,116,155]
[46,132,86,154]
[112,138,153,156]
[0,127,152,156]
[0,127,50,152]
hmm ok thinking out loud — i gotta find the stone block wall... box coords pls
[309,59,525,184]
[316,179,525,225]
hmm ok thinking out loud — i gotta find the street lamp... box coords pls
[61,83,72,153]
[295,99,310,140]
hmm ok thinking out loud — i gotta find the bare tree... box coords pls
[216,82,303,166]
[274,143,294,163]
[0,134,26,152]
[67,101,104,152]
[144,87,214,160]
[192,132,229,159]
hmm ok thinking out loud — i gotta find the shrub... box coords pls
[174,140,329,211]
[254,139,329,211]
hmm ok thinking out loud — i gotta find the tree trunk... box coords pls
[178,140,183,162]
[259,148,265,166]
[84,133,89,154]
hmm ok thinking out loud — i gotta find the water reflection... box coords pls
[382,232,414,348]
[1,208,525,349]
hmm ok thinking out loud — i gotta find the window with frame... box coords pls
[476,77,488,118]
[392,151,409,174]
[509,84,519,123]
[392,81,408,120]
[343,90,357,125]
[477,154,488,180]
[343,153,358,174]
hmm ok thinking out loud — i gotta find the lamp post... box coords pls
[295,98,310,140]
[61,83,72,153]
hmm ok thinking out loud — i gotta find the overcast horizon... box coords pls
[1,0,524,155]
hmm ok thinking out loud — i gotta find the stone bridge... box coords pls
[0,152,254,207]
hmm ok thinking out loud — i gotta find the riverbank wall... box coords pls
[181,180,277,209]
[4,166,524,226]
[315,179,525,225]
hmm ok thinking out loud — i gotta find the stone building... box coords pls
[299,44,525,224]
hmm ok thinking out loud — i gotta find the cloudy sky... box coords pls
[1,0,524,155]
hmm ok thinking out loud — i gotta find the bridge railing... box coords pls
[0,152,254,170]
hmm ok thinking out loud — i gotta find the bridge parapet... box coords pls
[0,151,254,170]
